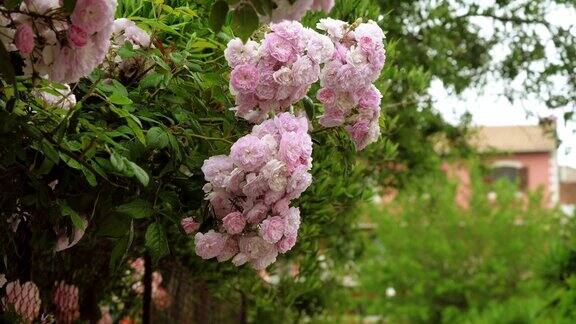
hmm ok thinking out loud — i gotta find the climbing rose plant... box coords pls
[195,112,312,269]
[0,0,387,320]
[195,18,386,268]
[225,19,386,150]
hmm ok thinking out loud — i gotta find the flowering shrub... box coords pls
[0,0,392,321]
[195,113,312,269]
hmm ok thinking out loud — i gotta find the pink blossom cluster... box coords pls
[1,280,41,323]
[315,18,386,150]
[225,19,386,150]
[111,18,151,49]
[194,113,312,270]
[225,20,335,123]
[52,281,80,323]
[0,0,117,83]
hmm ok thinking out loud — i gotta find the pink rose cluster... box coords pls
[315,18,386,150]
[225,20,335,123]
[111,18,151,49]
[225,19,386,150]
[52,281,80,323]
[194,113,313,270]
[0,0,117,83]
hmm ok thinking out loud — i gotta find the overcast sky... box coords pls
[431,2,576,168]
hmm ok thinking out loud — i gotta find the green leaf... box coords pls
[231,4,259,42]
[108,93,133,105]
[109,222,133,271]
[4,0,22,10]
[146,127,169,149]
[303,95,315,120]
[126,161,149,186]
[118,42,136,60]
[39,139,60,164]
[117,199,154,218]
[60,153,83,170]
[126,118,146,144]
[209,0,229,32]
[110,153,126,172]
[61,202,86,229]
[145,223,170,262]
[62,0,76,13]
[81,167,98,186]
[0,42,16,90]
[140,73,164,89]
[97,213,131,238]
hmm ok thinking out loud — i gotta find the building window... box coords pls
[487,161,528,190]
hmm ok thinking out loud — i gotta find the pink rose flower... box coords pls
[292,56,320,85]
[259,216,285,244]
[357,85,382,109]
[230,135,270,172]
[263,33,296,63]
[194,230,226,259]
[245,202,269,224]
[230,63,259,94]
[217,235,239,262]
[358,35,375,53]
[284,207,301,235]
[278,131,312,171]
[69,25,88,48]
[319,60,343,88]
[71,0,115,34]
[306,33,334,64]
[233,236,278,270]
[273,198,290,216]
[276,233,297,253]
[224,38,259,67]
[270,20,304,44]
[287,165,313,199]
[354,21,385,46]
[14,24,35,55]
[222,211,245,235]
[316,88,336,105]
[337,64,367,92]
[181,217,200,235]
[202,155,234,187]
[274,112,309,134]
[242,172,269,198]
[207,190,234,219]
[346,117,380,151]
[261,159,288,192]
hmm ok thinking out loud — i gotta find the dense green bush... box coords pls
[349,163,566,323]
